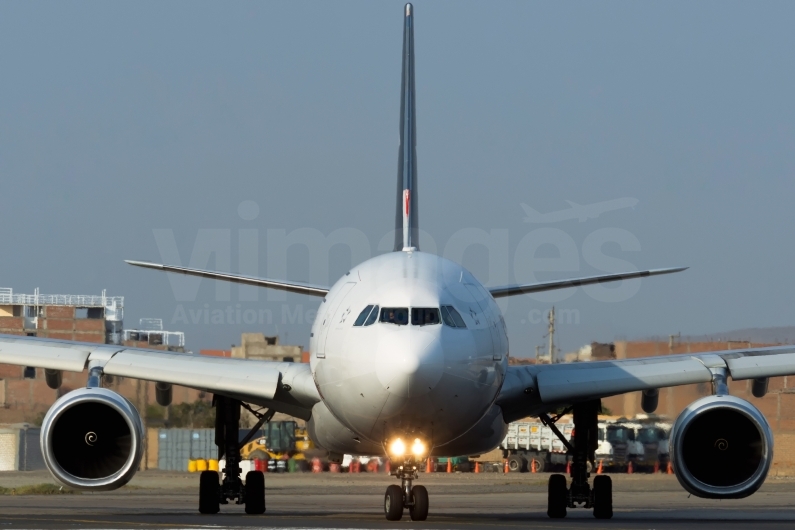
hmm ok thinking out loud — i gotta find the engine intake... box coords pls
[41,388,144,491]
[670,395,772,499]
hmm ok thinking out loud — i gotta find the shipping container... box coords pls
[156,422,298,470]
[0,425,45,471]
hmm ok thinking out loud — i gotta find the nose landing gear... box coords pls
[542,400,613,520]
[384,458,429,521]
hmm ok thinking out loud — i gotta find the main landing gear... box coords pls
[542,400,613,520]
[199,395,273,515]
[384,457,429,521]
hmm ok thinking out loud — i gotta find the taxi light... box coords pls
[389,438,406,457]
[411,438,426,456]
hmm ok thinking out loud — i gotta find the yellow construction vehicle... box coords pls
[240,437,284,461]
[295,426,314,453]
[239,422,315,461]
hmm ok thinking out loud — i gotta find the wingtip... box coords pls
[658,266,689,274]
[124,260,164,270]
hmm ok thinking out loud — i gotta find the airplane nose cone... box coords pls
[376,328,444,398]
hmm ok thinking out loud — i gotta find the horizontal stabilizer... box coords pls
[489,267,687,298]
[125,260,329,297]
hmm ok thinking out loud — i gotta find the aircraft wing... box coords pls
[125,260,329,297]
[0,334,320,420]
[497,345,795,422]
[488,267,687,298]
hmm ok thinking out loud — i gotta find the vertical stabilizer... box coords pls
[394,3,419,251]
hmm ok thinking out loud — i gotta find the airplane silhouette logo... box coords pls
[521,198,639,223]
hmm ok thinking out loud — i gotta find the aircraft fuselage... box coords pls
[310,251,508,455]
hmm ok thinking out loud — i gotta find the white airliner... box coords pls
[1,3,793,522]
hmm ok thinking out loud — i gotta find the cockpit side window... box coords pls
[363,305,379,326]
[353,305,374,327]
[380,307,409,326]
[441,305,467,328]
[411,308,440,326]
[440,306,456,327]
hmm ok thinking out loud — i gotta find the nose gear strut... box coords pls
[384,456,429,521]
[541,400,613,519]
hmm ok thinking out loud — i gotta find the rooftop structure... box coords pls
[0,287,123,344]
[122,318,185,349]
[0,287,123,310]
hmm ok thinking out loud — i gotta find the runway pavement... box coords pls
[1,471,794,529]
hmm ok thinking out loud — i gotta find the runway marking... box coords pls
[0,512,639,530]
[0,516,222,528]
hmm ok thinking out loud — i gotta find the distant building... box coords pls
[200,333,309,363]
[562,342,616,363]
[0,287,198,425]
[0,287,123,344]
[200,349,232,358]
[231,333,305,362]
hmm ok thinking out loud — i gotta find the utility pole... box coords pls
[668,332,681,353]
[548,306,556,363]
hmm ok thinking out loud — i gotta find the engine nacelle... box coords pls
[40,388,144,491]
[670,395,772,499]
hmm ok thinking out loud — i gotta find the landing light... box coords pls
[411,438,426,456]
[389,438,406,457]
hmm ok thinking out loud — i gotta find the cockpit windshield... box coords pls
[411,308,440,326]
[380,307,409,326]
[353,305,464,327]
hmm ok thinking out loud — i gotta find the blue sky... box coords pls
[1,1,794,355]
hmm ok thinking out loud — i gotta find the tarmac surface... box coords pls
[1,470,795,529]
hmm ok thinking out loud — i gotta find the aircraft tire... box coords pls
[244,471,266,514]
[593,475,613,519]
[547,474,567,518]
[384,485,404,521]
[409,485,429,521]
[198,470,220,514]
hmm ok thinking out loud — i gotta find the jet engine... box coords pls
[40,387,144,491]
[670,395,772,499]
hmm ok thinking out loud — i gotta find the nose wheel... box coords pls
[409,485,429,521]
[384,485,403,520]
[384,459,429,521]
